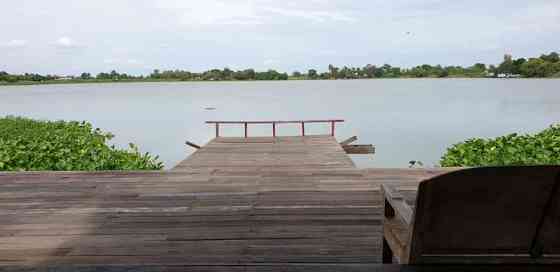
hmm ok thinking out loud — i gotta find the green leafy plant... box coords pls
[440,124,560,167]
[0,116,163,171]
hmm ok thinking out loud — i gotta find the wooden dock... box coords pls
[174,135,356,172]
[0,122,455,270]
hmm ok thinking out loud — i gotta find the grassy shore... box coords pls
[0,78,184,86]
[0,76,515,86]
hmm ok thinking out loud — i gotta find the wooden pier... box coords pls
[174,135,356,172]
[0,120,454,270]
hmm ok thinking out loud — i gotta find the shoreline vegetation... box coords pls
[2,52,559,86]
[440,124,560,167]
[0,116,163,171]
[1,116,557,171]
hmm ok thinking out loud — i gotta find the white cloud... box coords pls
[155,0,263,26]
[263,59,279,65]
[263,7,356,23]
[316,49,337,56]
[55,36,79,48]
[103,58,144,66]
[155,0,356,26]
[0,39,28,48]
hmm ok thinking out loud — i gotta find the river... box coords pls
[1,79,559,169]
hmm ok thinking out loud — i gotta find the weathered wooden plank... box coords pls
[0,134,457,267]
[173,136,356,171]
[343,144,375,155]
[185,141,201,149]
[340,136,358,146]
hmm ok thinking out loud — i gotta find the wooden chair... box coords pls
[382,166,560,264]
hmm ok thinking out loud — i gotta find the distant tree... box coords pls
[391,67,402,77]
[0,71,9,81]
[110,70,119,80]
[80,72,91,80]
[364,64,376,78]
[540,52,559,63]
[96,72,110,80]
[554,62,560,76]
[488,65,498,77]
[150,69,161,79]
[339,66,350,79]
[473,63,486,72]
[5,50,560,83]
[233,69,256,80]
[223,68,233,80]
[307,69,318,79]
[498,54,514,75]
[373,66,384,78]
[520,58,546,77]
[245,69,256,80]
[437,67,449,78]
[328,64,338,79]
[512,58,526,75]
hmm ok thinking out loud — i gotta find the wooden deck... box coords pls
[174,136,356,172]
[0,135,455,270]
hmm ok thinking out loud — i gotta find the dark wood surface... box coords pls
[383,166,560,265]
[0,135,456,269]
[342,144,376,154]
[0,264,557,271]
[0,169,450,267]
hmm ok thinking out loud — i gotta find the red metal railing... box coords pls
[206,119,344,138]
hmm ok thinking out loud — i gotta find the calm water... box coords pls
[1,79,559,169]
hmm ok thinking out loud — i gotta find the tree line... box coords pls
[1,51,558,84]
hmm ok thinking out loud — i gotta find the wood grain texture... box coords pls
[383,166,560,265]
[339,136,358,146]
[0,135,454,269]
[342,145,375,155]
[174,136,357,172]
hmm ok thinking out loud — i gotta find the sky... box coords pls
[1,0,559,75]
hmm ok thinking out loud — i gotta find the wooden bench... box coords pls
[382,166,560,264]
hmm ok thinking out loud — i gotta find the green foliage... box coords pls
[498,54,514,75]
[96,70,139,81]
[1,51,559,85]
[148,68,287,81]
[520,57,560,78]
[0,116,163,171]
[440,125,560,167]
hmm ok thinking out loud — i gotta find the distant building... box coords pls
[496,73,521,78]
[54,75,75,80]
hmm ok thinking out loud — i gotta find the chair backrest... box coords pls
[409,166,560,264]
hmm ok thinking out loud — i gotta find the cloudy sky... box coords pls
[1,0,559,75]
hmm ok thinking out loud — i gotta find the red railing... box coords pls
[206,119,344,138]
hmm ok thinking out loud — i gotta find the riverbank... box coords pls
[3,76,558,87]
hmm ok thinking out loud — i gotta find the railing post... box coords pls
[206,120,343,138]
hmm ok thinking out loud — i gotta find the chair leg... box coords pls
[383,237,394,264]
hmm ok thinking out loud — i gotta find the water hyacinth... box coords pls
[0,116,163,171]
[441,124,560,167]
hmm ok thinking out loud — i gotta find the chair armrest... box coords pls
[382,184,414,225]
